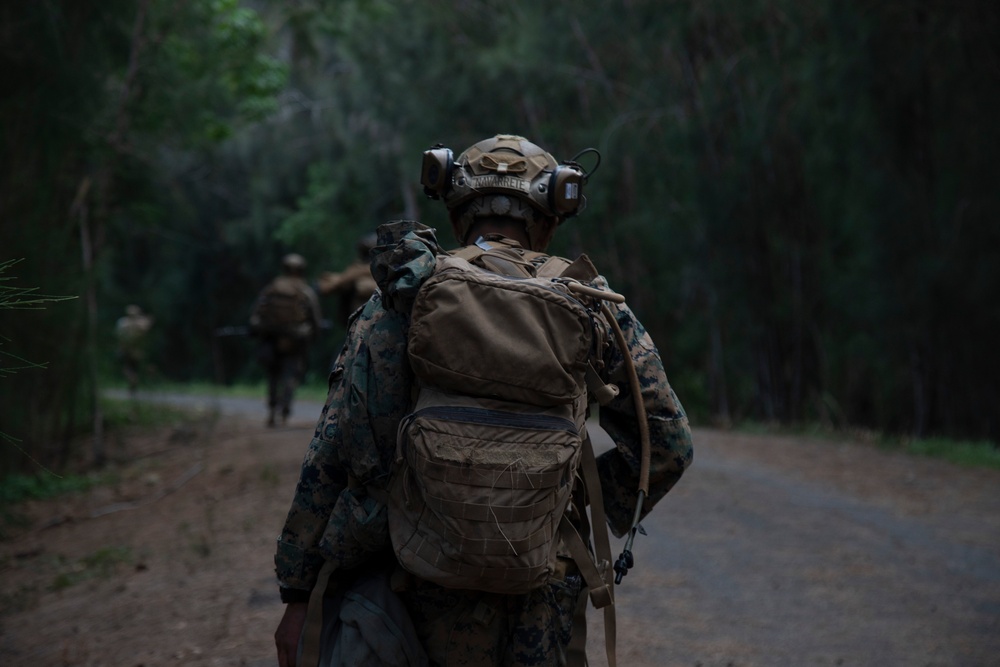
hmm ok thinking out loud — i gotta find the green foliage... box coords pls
[0,260,76,380]
[146,0,288,145]
[0,260,77,312]
[903,438,1000,470]
[737,421,1000,470]
[100,396,208,430]
[0,471,106,506]
[0,0,288,477]
[0,259,78,472]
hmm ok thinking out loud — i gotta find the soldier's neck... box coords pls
[464,217,530,249]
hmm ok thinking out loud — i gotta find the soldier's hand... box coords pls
[275,601,308,667]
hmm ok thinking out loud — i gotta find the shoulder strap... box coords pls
[450,243,536,278]
[558,430,617,667]
[534,255,573,278]
[301,559,337,667]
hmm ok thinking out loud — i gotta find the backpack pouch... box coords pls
[407,259,593,407]
[388,389,585,594]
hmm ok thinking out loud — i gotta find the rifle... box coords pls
[214,325,251,338]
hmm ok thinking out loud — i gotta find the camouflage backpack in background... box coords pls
[387,237,623,610]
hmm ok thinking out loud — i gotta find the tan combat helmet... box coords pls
[282,253,307,275]
[420,134,597,251]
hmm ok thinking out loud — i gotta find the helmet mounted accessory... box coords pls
[550,147,601,220]
[420,144,454,200]
[421,135,601,250]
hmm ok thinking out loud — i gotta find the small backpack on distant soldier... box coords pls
[250,279,312,339]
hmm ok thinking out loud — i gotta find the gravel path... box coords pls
[2,393,998,666]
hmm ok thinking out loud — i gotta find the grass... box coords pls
[1,395,207,534]
[100,394,208,429]
[901,436,1000,469]
[733,420,1000,470]
[0,469,119,508]
[49,546,133,592]
[124,379,329,403]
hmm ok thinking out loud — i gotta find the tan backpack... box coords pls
[387,239,624,610]
[301,238,651,667]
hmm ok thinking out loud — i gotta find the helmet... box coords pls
[282,253,307,274]
[421,134,592,251]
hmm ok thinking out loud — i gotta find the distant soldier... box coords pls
[316,232,378,326]
[249,254,322,427]
[115,304,154,397]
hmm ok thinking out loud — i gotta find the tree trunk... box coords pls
[73,178,104,466]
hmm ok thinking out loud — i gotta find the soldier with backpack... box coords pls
[250,253,323,427]
[273,135,694,667]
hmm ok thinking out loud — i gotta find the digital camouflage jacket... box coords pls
[274,220,693,599]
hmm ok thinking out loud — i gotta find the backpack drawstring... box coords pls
[599,302,652,584]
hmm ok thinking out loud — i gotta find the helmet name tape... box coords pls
[469,174,531,194]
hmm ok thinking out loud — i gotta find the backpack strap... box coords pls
[558,429,617,667]
[534,255,573,278]
[301,559,337,667]
[451,243,536,278]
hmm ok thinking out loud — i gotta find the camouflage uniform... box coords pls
[275,221,693,666]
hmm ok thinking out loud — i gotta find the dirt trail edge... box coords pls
[2,395,998,667]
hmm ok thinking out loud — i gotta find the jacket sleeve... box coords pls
[273,363,348,596]
[594,288,694,538]
[272,298,389,596]
[274,221,434,597]
[300,282,323,338]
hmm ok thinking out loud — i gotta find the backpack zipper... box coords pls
[412,405,578,435]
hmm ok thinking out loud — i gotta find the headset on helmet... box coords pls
[421,135,600,221]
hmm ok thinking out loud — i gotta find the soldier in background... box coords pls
[115,304,154,398]
[249,254,322,427]
[316,232,378,326]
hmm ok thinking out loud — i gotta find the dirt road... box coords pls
[2,394,998,666]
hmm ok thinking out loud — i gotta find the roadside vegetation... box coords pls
[738,420,1000,470]
[0,396,211,537]
[115,379,330,404]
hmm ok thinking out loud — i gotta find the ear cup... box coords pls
[421,147,454,199]
[547,165,586,217]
